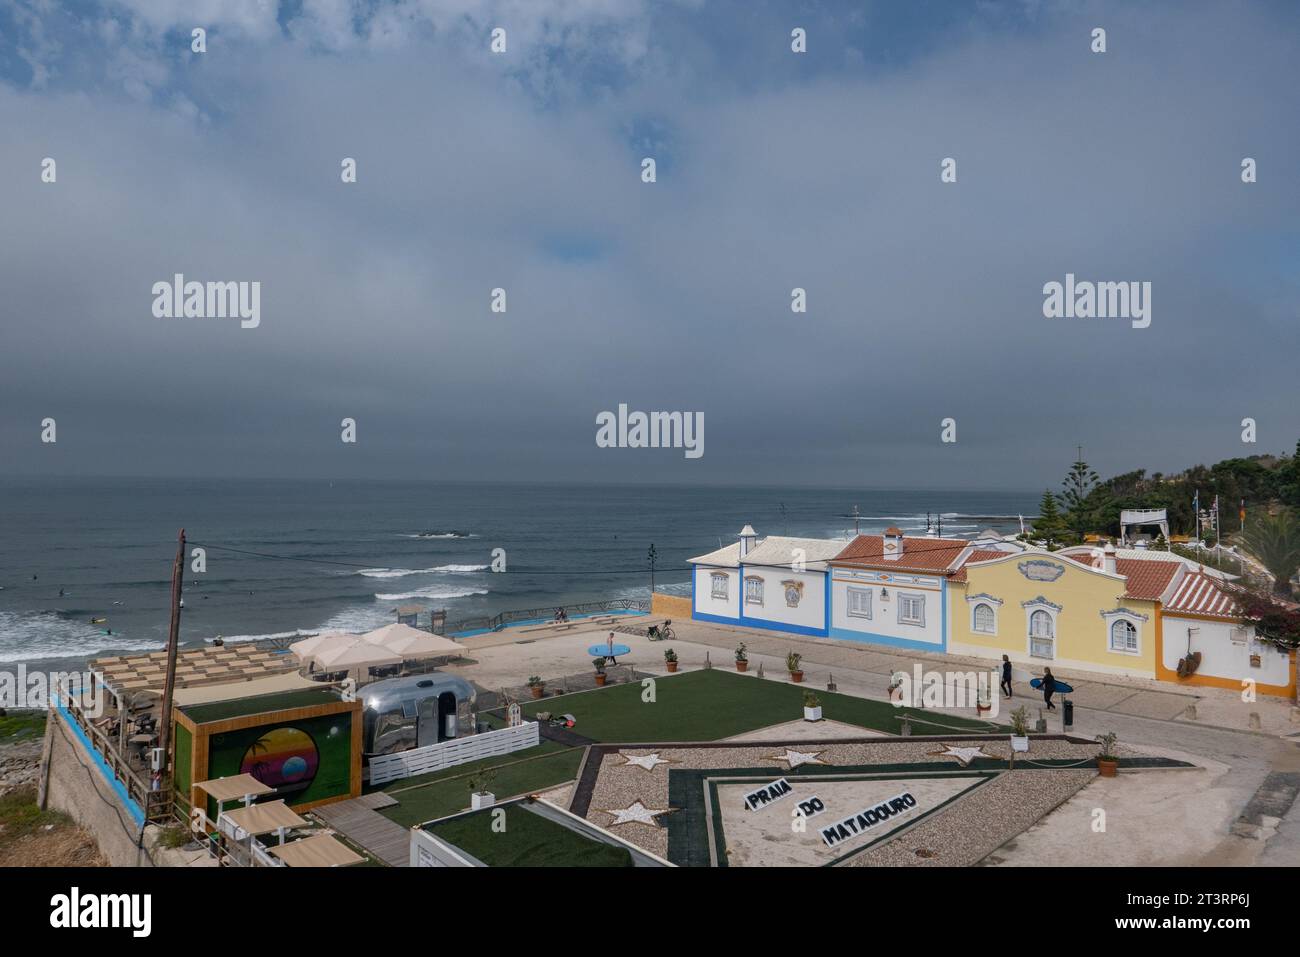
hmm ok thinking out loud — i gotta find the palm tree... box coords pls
[1241,509,1300,598]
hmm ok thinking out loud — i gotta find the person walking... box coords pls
[1000,654,1013,698]
[1041,667,1057,711]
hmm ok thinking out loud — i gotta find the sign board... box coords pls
[743,778,794,810]
[819,792,918,847]
[795,795,827,819]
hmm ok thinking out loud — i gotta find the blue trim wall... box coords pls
[826,626,944,653]
[735,563,829,637]
[52,692,146,827]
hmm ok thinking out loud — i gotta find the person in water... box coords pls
[1041,667,1057,711]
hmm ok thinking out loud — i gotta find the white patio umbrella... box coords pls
[289,630,357,667]
[361,623,462,658]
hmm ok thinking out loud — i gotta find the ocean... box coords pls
[0,478,1037,671]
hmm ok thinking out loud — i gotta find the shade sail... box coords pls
[269,833,364,867]
[289,630,358,663]
[360,623,462,658]
[194,773,274,804]
[311,638,402,670]
[223,799,305,836]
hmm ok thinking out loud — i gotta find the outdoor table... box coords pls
[588,643,631,665]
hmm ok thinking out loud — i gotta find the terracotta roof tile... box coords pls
[1165,572,1240,617]
[950,549,1013,582]
[1116,557,1182,601]
[830,535,969,574]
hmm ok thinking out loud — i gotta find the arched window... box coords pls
[1029,609,1055,658]
[1110,619,1137,652]
[973,603,996,634]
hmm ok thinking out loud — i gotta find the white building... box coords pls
[689,525,845,637]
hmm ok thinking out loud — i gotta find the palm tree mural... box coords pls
[1242,509,1300,598]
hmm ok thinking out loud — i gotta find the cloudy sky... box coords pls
[1,0,1297,489]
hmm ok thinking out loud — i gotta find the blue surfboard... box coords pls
[1030,677,1074,694]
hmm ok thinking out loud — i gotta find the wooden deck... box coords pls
[312,797,410,866]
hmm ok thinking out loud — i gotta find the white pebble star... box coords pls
[621,752,672,772]
[931,745,991,766]
[602,800,673,826]
[765,748,827,769]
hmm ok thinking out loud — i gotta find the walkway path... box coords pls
[312,797,411,867]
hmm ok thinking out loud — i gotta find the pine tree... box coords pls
[1033,490,1069,549]
[1060,455,1100,539]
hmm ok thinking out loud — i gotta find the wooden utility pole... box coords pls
[155,528,186,800]
[648,544,657,601]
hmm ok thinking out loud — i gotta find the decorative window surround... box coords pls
[710,573,729,600]
[1021,595,1063,613]
[965,593,1004,607]
[1026,602,1058,660]
[846,586,872,619]
[897,592,925,627]
[1100,607,1145,655]
[744,575,764,606]
[1018,560,1065,582]
[971,602,997,635]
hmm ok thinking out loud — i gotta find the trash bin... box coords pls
[1062,697,1074,729]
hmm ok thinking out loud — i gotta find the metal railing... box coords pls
[446,597,649,636]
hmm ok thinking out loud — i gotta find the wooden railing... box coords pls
[54,682,172,823]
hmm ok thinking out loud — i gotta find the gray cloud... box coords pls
[1,1,1297,488]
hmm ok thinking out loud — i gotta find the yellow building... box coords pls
[948,547,1165,679]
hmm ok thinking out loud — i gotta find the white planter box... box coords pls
[804,706,823,722]
[471,791,496,811]
[1010,735,1030,753]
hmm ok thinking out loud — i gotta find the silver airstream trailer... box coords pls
[362,673,478,757]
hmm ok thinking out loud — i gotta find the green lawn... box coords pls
[522,668,1001,741]
[378,748,584,828]
[423,804,632,867]
[0,710,46,741]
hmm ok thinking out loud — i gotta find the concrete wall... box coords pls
[829,567,945,650]
[44,709,155,867]
[947,551,1157,679]
[693,565,740,621]
[1160,613,1294,696]
[736,566,827,636]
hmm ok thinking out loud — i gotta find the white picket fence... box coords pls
[367,721,541,786]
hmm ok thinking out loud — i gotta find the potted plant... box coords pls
[1096,731,1119,777]
[592,656,608,686]
[526,675,545,700]
[803,690,822,722]
[1009,705,1030,752]
[469,769,497,810]
[976,686,992,715]
[735,643,748,672]
[664,647,679,673]
[786,651,804,683]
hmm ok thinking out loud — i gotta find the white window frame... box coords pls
[1109,619,1138,654]
[1027,608,1056,659]
[744,575,764,606]
[709,572,729,601]
[846,586,872,619]
[972,602,997,635]
[897,592,925,627]
[1099,607,1147,657]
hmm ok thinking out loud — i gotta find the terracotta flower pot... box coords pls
[530,686,544,699]
[594,674,607,686]
[666,661,678,673]
[736,660,748,672]
[790,670,804,683]
[1097,757,1118,778]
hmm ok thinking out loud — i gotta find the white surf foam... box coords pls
[373,586,490,601]
[358,564,489,578]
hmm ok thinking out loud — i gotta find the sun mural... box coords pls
[240,726,320,798]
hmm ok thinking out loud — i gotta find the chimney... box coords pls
[883,526,904,561]
[739,524,758,559]
[1102,542,1117,574]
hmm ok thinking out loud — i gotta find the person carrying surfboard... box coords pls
[1000,655,1013,698]
[1041,668,1057,710]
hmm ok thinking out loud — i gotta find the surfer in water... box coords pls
[1041,667,1057,711]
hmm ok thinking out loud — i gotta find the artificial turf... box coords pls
[423,804,633,867]
[377,748,585,828]
[522,667,1001,741]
